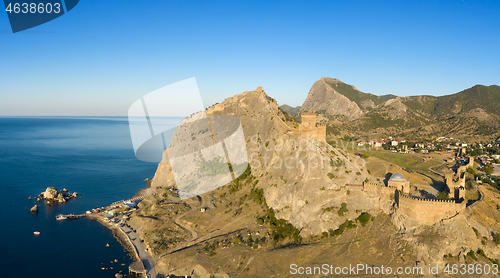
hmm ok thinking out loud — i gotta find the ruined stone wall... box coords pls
[397,195,466,225]
[275,113,300,134]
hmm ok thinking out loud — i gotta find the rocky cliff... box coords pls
[149,87,389,235]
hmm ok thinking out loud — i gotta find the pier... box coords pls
[56,213,85,220]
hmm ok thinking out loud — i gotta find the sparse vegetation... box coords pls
[436,191,450,201]
[494,232,500,245]
[329,219,356,236]
[356,212,372,226]
[338,203,348,216]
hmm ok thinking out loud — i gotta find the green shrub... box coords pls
[494,233,500,245]
[435,191,450,200]
[472,227,480,238]
[356,212,372,226]
[250,188,264,205]
[329,220,356,236]
[467,250,478,261]
[338,203,348,216]
[478,249,487,258]
[322,206,337,213]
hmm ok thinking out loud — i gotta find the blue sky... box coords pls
[0,0,499,116]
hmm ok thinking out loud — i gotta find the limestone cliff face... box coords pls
[301,77,364,120]
[149,87,387,235]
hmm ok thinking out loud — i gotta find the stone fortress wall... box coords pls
[341,180,466,225]
[397,194,466,225]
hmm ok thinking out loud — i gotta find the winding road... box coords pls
[121,225,157,278]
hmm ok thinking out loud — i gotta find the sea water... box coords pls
[0,117,166,278]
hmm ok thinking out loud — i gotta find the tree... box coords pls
[484,164,493,175]
[436,191,450,200]
[494,233,500,245]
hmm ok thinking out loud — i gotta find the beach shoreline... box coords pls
[86,214,139,261]
[83,185,157,277]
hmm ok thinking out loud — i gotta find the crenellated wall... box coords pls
[396,194,466,225]
[355,182,466,225]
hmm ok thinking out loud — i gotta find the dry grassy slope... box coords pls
[156,214,415,278]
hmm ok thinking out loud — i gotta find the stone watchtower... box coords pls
[300,113,316,131]
[299,113,326,141]
[445,171,465,201]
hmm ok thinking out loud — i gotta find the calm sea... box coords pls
[0,117,162,278]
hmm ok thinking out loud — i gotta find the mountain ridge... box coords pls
[288,77,500,139]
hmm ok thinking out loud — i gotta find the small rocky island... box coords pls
[38,187,78,204]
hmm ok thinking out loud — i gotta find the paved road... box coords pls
[429,162,446,178]
[121,225,157,278]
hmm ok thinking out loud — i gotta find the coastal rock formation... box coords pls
[30,204,38,212]
[42,187,58,199]
[38,187,78,203]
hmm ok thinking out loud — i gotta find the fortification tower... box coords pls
[299,113,326,141]
[445,170,466,201]
[300,113,316,132]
